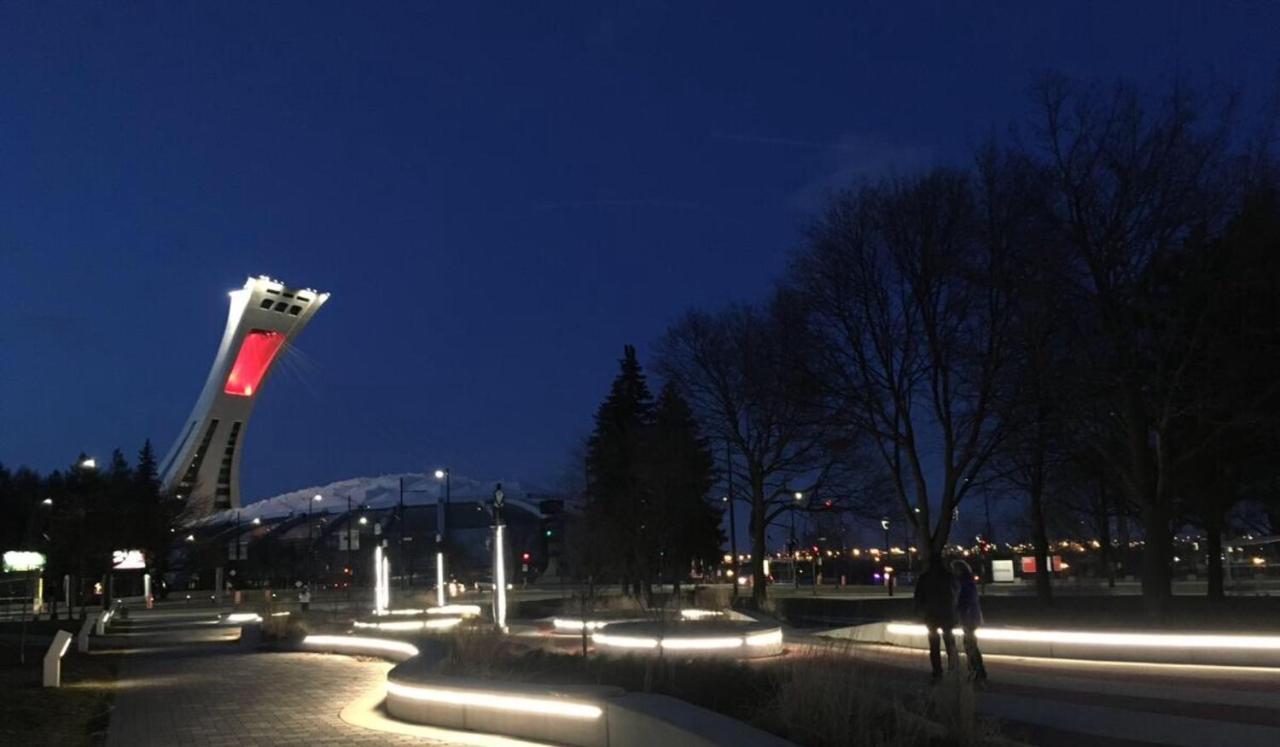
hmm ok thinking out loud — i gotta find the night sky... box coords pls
[3,2,1277,506]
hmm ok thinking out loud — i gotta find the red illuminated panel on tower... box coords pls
[224,330,286,397]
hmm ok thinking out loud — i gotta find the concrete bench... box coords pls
[820,621,1280,668]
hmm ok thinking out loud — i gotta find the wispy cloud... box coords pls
[716,131,934,213]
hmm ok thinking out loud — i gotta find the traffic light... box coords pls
[521,551,531,562]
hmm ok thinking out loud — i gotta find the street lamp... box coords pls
[433,468,451,606]
[309,495,322,587]
[881,517,894,596]
[791,492,804,590]
[42,497,53,506]
[79,457,96,470]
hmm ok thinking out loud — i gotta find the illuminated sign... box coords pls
[1019,555,1064,574]
[224,329,286,396]
[112,550,147,570]
[2,550,46,572]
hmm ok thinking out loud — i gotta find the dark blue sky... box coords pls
[3,2,1276,503]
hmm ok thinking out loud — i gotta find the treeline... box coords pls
[654,74,1280,610]
[0,441,179,608]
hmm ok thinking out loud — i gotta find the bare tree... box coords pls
[1028,75,1241,610]
[656,294,878,607]
[792,167,1016,561]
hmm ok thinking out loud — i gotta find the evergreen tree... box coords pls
[585,345,655,597]
[645,383,722,594]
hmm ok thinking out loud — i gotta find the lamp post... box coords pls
[724,443,739,596]
[791,492,804,590]
[491,483,508,631]
[881,517,893,596]
[434,468,450,607]
[308,494,322,588]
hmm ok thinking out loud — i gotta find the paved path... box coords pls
[103,618,456,746]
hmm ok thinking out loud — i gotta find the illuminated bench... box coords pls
[301,634,420,662]
[386,674,619,747]
[592,621,784,659]
[823,622,1280,668]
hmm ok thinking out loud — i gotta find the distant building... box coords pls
[158,276,329,518]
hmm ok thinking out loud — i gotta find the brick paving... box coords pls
[105,640,454,745]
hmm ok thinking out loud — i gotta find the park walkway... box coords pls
[100,614,455,746]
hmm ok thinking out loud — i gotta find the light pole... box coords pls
[724,443,739,596]
[792,492,804,590]
[434,468,450,607]
[881,517,893,596]
[308,494,322,588]
[491,483,508,631]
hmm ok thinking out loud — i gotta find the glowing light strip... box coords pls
[429,605,482,617]
[386,681,602,720]
[745,630,784,647]
[303,634,419,659]
[58,636,72,658]
[493,524,507,628]
[593,628,784,651]
[592,633,659,649]
[271,611,291,617]
[553,618,609,632]
[226,612,263,623]
[352,618,463,632]
[885,623,1280,650]
[661,636,742,650]
[679,609,723,620]
[387,608,427,616]
[436,551,446,607]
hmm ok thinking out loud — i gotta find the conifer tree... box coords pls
[646,383,722,594]
[585,345,655,597]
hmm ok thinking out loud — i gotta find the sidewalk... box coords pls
[102,620,455,746]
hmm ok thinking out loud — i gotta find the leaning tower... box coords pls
[159,276,329,518]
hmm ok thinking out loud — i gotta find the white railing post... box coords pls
[43,630,73,687]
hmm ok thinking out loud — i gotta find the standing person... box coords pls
[913,554,958,680]
[952,560,988,681]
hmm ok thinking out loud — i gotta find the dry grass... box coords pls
[0,643,117,746]
[426,631,1004,746]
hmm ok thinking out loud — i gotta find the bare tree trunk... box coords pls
[1205,515,1225,600]
[749,478,769,609]
[1029,469,1053,605]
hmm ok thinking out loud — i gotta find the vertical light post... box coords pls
[725,442,738,596]
[789,493,799,590]
[434,468,450,607]
[309,494,322,589]
[881,517,893,597]
[75,457,97,616]
[491,484,508,632]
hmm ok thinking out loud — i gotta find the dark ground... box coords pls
[0,638,117,747]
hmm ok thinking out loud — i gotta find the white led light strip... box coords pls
[429,604,482,617]
[353,618,462,632]
[885,623,1280,650]
[303,634,419,658]
[386,681,602,719]
[745,630,784,647]
[553,618,609,632]
[592,633,659,649]
[593,629,784,651]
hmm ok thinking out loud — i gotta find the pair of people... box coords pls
[912,556,987,681]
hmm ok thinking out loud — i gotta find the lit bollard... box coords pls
[43,630,73,687]
[77,613,97,653]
